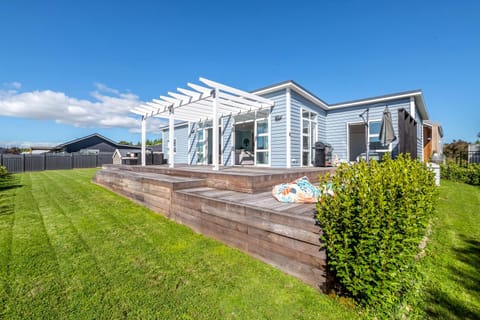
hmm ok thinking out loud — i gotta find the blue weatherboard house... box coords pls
[132,78,432,169]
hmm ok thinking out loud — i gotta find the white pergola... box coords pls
[130,77,274,170]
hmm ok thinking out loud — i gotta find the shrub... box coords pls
[441,161,480,186]
[316,154,437,310]
[0,165,8,178]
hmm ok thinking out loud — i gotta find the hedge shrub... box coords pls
[0,165,8,178]
[316,154,437,309]
[441,161,480,186]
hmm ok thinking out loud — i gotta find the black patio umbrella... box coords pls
[379,107,396,145]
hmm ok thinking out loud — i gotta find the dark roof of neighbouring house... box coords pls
[52,133,141,151]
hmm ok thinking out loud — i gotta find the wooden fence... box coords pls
[0,152,114,173]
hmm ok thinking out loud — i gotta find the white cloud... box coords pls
[2,81,22,90]
[0,83,166,133]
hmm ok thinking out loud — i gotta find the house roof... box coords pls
[53,133,141,150]
[252,80,330,108]
[252,81,429,120]
[424,120,444,137]
[155,80,430,131]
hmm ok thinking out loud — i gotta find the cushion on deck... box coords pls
[272,176,321,204]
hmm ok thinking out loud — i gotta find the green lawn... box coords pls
[0,169,357,319]
[417,180,480,319]
[1,170,479,319]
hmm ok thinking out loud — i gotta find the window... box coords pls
[197,130,204,163]
[369,120,389,152]
[79,149,99,155]
[255,110,270,165]
[301,109,317,166]
[166,138,177,153]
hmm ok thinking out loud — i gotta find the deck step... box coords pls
[93,166,328,290]
[93,167,206,215]
[101,164,334,193]
[172,188,325,289]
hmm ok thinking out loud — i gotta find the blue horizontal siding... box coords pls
[416,109,424,161]
[325,98,410,161]
[163,123,189,164]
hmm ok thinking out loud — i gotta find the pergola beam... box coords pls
[200,77,273,105]
[130,77,274,169]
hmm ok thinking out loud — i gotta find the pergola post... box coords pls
[168,106,175,168]
[212,88,219,171]
[141,116,146,166]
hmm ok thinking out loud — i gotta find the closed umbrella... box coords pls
[379,107,396,145]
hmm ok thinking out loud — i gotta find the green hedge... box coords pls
[316,154,437,310]
[0,165,8,178]
[441,161,480,186]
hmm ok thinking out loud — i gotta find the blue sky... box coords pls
[0,0,478,147]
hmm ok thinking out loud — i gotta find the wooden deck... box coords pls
[105,164,334,193]
[93,164,333,290]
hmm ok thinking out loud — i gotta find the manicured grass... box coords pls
[417,180,480,319]
[0,169,357,319]
[2,170,478,319]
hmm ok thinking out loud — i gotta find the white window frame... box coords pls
[300,108,318,167]
[196,124,222,166]
[197,128,205,165]
[254,111,271,167]
[165,138,177,154]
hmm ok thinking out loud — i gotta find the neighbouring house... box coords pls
[26,146,55,154]
[468,144,480,164]
[148,79,433,168]
[51,133,140,154]
[423,120,444,161]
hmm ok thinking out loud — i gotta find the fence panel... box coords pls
[98,152,114,166]
[73,153,97,168]
[1,154,23,173]
[468,151,480,164]
[24,154,45,171]
[46,153,73,170]
[1,151,160,173]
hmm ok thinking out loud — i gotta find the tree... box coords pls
[118,140,133,146]
[444,140,468,161]
[4,147,22,154]
[134,138,162,146]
